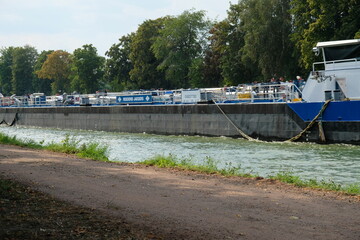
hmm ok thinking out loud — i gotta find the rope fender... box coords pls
[285,99,332,142]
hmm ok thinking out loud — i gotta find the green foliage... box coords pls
[77,142,109,162]
[11,45,38,95]
[290,0,360,70]
[239,0,297,80]
[0,47,15,95]
[0,132,42,149]
[72,44,105,93]
[141,154,179,168]
[105,34,135,91]
[140,156,359,195]
[139,155,249,176]
[1,2,359,93]
[45,134,109,162]
[36,50,72,94]
[129,18,168,89]
[0,132,109,162]
[344,184,360,195]
[188,57,205,88]
[152,10,212,88]
[270,171,305,186]
[270,171,360,195]
[208,9,259,86]
[46,134,80,154]
[32,50,54,95]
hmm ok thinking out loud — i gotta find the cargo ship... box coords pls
[1,39,360,144]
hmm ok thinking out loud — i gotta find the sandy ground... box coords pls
[1,144,360,240]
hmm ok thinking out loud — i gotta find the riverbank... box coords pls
[1,144,360,239]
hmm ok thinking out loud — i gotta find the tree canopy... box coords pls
[0,47,15,96]
[105,34,135,91]
[152,10,212,88]
[36,50,72,94]
[1,2,360,96]
[130,18,168,89]
[11,46,38,95]
[72,44,105,94]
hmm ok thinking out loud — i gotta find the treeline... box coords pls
[1,0,359,96]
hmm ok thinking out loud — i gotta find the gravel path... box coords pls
[1,144,359,240]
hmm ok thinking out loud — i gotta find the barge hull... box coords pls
[1,103,359,144]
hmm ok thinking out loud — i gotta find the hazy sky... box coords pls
[0,0,237,56]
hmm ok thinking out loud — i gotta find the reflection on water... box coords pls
[1,126,359,185]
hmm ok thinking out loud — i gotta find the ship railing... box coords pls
[313,57,360,72]
[0,94,51,107]
[0,84,303,107]
[226,83,302,103]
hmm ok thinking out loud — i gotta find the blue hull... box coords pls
[287,101,360,122]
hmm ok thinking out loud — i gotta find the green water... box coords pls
[0,126,359,185]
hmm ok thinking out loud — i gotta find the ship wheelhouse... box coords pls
[302,39,360,102]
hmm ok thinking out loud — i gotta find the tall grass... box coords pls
[0,133,42,149]
[0,132,109,162]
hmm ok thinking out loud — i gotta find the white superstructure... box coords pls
[302,39,360,102]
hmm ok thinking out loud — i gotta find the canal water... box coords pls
[1,125,359,185]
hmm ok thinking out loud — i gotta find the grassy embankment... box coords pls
[0,132,359,195]
[140,154,360,196]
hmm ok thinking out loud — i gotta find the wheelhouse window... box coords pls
[324,44,360,61]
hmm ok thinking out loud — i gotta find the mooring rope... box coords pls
[0,112,18,126]
[213,100,261,142]
[214,99,332,143]
[285,99,332,142]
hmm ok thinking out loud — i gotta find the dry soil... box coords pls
[1,144,359,240]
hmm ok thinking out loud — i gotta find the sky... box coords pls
[0,0,237,56]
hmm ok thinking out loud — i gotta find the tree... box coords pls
[152,10,212,88]
[71,45,105,93]
[208,16,256,86]
[201,21,226,87]
[36,50,72,94]
[72,44,105,94]
[0,47,15,95]
[290,0,360,70]
[33,50,54,95]
[129,18,168,89]
[207,5,260,86]
[11,45,38,95]
[105,34,134,91]
[239,0,296,80]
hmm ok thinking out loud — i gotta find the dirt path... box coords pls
[1,144,359,240]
